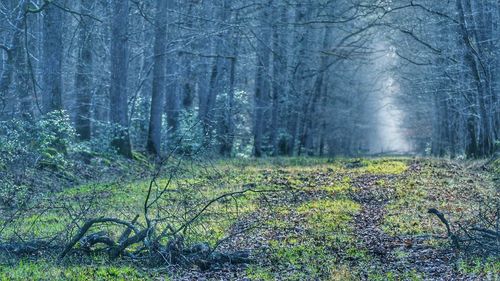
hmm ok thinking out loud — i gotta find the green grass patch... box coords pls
[457,257,500,277]
[322,176,353,194]
[250,196,362,280]
[297,199,360,243]
[382,160,496,236]
[356,159,408,175]
[0,260,158,281]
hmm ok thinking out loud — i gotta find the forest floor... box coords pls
[0,157,498,280]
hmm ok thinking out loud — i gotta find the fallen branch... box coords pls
[470,227,500,239]
[59,217,140,259]
[428,208,460,249]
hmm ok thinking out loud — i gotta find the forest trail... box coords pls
[351,166,458,280]
[1,158,498,280]
[170,158,498,280]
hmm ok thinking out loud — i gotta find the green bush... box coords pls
[0,111,78,170]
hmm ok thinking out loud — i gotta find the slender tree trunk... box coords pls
[269,4,288,156]
[42,1,64,113]
[253,1,272,157]
[203,55,223,144]
[196,2,215,144]
[0,0,29,118]
[110,0,132,158]
[164,0,180,140]
[286,3,307,156]
[15,35,33,117]
[218,55,237,156]
[146,0,169,155]
[299,27,329,156]
[217,4,238,157]
[179,3,195,110]
[75,0,95,141]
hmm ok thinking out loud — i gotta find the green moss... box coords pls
[491,158,500,175]
[259,197,362,279]
[297,199,360,236]
[267,240,335,280]
[271,241,328,267]
[356,159,408,175]
[323,176,352,194]
[246,266,274,281]
[381,160,496,237]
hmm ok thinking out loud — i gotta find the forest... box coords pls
[0,0,499,280]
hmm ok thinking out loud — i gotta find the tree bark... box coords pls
[269,4,288,156]
[146,0,170,155]
[42,1,64,113]
[110,0,132,158]
[75,0,95,141]
[0,2,29,118]
[253,1,273,157]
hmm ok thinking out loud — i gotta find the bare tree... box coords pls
[41,1,64,113]
[110,0,132,157]
[75,0,95,141]
[146,0,170,155]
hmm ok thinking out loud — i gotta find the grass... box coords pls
[382,159,497,236]
[457,257,500,277]
[355,158,409,175]
[1,157,498,280]
[0,260,157,281]
[322,176,353,194]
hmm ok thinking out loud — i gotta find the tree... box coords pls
[110,0,132,158]
[146,0,170,155]
[75,0,95,141]
[42,1,64,113]
[0,0,29,118]
[253,1,273,157]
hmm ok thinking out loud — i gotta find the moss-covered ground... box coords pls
[0,157,498,280]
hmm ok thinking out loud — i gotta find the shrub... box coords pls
[0,111,78,170]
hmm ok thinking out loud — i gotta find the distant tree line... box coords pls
[388,0,500,158]
[0,0,498,158]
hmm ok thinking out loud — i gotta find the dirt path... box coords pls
[172,160,496,280]
[351,164,469,280]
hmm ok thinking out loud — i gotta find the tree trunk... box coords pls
[75,0,95,141]
[269,4,288,156]
[165,56,180,139]
[0,1,30,119]
[179,3,196,110]
[456,0,495,157]
[110,0,132,158]
[42,1,64,113]
[217,3,238,157]
[147,0,169,155]
[253,1,272,157]
[218,55,237,157]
